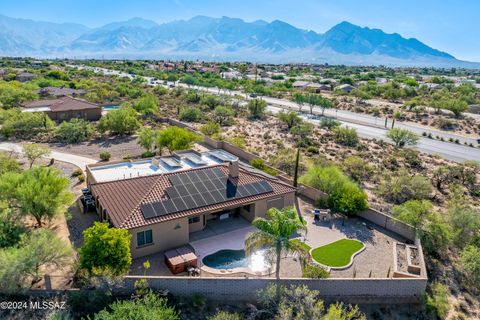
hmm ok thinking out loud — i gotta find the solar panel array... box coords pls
[141,167,274,219]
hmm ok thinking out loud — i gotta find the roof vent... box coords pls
[229,160,239,179]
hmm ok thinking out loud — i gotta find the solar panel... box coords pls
[195,182,208,193]
[185,183,198,194]
[179,174,191,185]
[142,167,275,219]
[201,191,216,205]
[140,203,156,218]
[196,170,208,181]
[193,193,207,207]
[259,181,274,193]
[152,201,167,216]
[169,175,182,185]
[182,195,197,209]
[212,168,225,178]
[187,171,201,182]
[210,190,224,203]
[176,185,188,196]
[172,197,188,212]
[204,170,217,180]
[166,186,180,199]
[162,199,177,213]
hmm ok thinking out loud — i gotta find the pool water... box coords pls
[102,105,120,111]
[202,249,270,272]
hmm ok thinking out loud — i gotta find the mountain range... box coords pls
[0,14,478,68]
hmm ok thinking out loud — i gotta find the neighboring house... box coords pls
[376,77,388,84]
[87,150,296,259]
[306,82,330,92]
[337,84,355,93]
[35,86,86,98]
[22,96,102,121]
[0,68,5,78]
[16,72,36,82]
[423,83,442,91]
[221,71,242,79]
[292,80,310,89]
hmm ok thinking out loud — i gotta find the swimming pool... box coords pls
[202,249,270,272]
[102,105,120,111]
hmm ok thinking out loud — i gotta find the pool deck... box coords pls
[190,217,255,262]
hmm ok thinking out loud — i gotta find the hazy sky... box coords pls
[1,0,478,61]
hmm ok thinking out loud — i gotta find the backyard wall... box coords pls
[358,209,416,241]
[117,276,427,303]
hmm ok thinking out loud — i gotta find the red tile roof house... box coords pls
[22,96,102,121]
[87,158,296,259]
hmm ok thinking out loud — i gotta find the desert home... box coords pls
[22,96,102,121]
[85,150,296,259]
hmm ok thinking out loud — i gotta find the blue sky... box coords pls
[1,0,479,61]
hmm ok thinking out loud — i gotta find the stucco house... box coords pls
[22,96,102,121]
[86,151,297,259]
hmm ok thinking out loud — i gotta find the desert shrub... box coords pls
[396,148,422,168]
[0,108,54,138]
[320,117,340,129]
[133,94,158,115]
[99,151,111,161]
[227,137,246,149]
[343,156,374,183]
[98,106,140,135]
[179,107,202,122]
[377,169,432,204]
[302,264,329,279]
[200,122,221,137]
[250,158,278,176]
[55,118,94,143]
[458,245,480,289]
[71,168,83,177]
[270,148,306,176]
[424,282,449,320]
[332,126,359,147]
[300,165,368,215]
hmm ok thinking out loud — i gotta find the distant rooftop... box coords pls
[88,149,240,183]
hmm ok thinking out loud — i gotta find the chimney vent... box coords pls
[228,160,239,179]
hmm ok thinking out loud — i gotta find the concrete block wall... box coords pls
[119,276,427,302]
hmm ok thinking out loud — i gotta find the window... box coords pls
[243,204,252,213]
[189,216,201,224]
[137,230,153,247]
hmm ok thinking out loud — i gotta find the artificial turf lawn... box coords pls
[311,239,364,267]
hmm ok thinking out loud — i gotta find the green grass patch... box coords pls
[290,238,311,252]
[311,239,364,268]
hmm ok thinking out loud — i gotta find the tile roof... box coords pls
[23,96,100,112]
[91,164,296,230]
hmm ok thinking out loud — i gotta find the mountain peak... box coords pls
[0,14,472,67]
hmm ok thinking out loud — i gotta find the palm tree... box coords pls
[245,207,307,279]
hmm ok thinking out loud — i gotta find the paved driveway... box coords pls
[0,142,97,170]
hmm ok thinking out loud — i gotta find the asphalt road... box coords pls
[268,106,480,162]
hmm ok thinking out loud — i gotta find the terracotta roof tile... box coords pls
[23,96,99,112]
[90,164,296,230]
